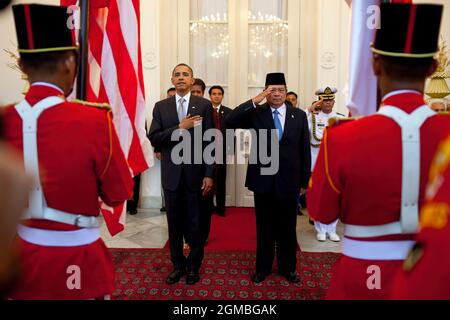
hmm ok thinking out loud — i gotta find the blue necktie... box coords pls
[273,110,283,141]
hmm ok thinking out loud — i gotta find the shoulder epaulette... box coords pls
[71,99,112,111]
[438,111,449,115]
[328,117,357,127]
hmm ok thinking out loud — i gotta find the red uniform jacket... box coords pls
[307,91,450,299]
[2,84,133,299]
[392,134,450,300]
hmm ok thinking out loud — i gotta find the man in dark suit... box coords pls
[208,85,232,217]
[149,63,214,285]
[200,86,233,245]
[226,73,311,284]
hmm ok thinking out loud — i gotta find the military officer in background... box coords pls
[2,4,134,299]
[308,3,449,299]
[307,87,345,242]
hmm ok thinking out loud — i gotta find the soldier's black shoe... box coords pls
[165,268,186,285]
[186,270,200,285]
[128,209,137,215]
[160,206,166,212]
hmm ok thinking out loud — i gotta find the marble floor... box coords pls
[101,208,343,253]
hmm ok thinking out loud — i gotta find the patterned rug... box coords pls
[111,248,340,300]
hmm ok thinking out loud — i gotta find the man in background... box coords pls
[286,91,299,108]
[307,87,345,242]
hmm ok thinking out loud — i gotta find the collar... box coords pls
[31,82,64,94]
[26,83,66,106]
[176,92,191,105]
[270,104,287,116]
[381,90,426,114]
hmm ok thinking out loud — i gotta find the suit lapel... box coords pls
[282,105,295,141]
[187,95,197,116]
[261,104,276,130]
[168,97,180,124]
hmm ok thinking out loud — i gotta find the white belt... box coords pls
[342,238,415,261]
[345,222,403,238]
[26,207,101,229]
[18,225,101,247]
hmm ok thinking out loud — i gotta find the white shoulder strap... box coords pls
[15,96,65,219]
[378,105,435,234]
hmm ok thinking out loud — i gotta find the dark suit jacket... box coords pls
[213,105,233,158]
[226,100,311,196]
[149,95,215,192]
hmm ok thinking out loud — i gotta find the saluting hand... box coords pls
[309,98,323,114]
[179,115,203,130]
[252,87,274,105]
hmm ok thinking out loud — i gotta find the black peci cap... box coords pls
[265,73,286,86]
[13,4,78,55]
[372,3,443,59]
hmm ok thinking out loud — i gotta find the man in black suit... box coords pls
[148,63,214,285]
[208,86,232,217]
[226,73,311,284]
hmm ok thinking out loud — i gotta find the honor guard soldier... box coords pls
[307,3,450,299]
[2,4,133,299]
[307,87,345,242]
[392,133,450,300]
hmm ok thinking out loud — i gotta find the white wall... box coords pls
[0,0,58,105]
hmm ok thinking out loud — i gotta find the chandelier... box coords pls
[190,11,288,60]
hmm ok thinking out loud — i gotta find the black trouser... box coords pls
[215,164,227,212]
[126,174,141,212]
[254,192,298,275]
[164,179,205,272]
[200,164,227,244]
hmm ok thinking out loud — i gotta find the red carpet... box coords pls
[111,248,340,300]
[164,207,299,252]
[207,207,257,251]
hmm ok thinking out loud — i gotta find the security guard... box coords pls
[307,87,345,242]
[2,4,133,299]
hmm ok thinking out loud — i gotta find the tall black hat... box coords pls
[372,3,443,58]
[265,73,286,86]
[13,4,78,55]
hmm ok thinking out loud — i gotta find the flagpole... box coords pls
[76,0,89,100]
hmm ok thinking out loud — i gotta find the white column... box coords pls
[140,0,162,209]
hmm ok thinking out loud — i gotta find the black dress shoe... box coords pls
[282,271,301,283]
[251,272,267,284]
[166,268,186,285]
[128,209,138,215]
[186,271,200,285]
[160,206,166,212]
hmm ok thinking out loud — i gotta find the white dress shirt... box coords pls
[176,92,191,116]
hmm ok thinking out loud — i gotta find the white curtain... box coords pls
[248,0,288,99]
[190,0,229,102]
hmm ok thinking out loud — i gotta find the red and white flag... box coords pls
[61,0,153,236]
[346,0,412,116]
